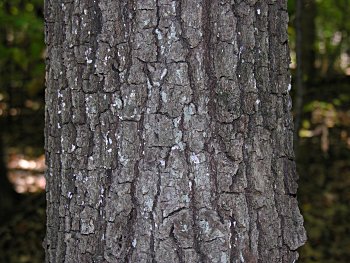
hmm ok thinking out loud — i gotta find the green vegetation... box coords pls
[0,0,44,154]
[288,1,350,262]
[0,0,349,262]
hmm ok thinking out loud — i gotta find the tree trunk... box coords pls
[44,0,306,262]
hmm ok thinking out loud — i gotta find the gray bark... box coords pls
[44,0,306,262]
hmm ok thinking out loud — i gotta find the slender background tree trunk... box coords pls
[294,0,303,145]
[45,0,306,262]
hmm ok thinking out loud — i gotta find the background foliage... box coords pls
[0,0,349,262]
[0,0,44,152]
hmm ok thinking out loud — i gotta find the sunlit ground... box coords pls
[7,154,45,193]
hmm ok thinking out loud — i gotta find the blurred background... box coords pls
[0,0,349,262]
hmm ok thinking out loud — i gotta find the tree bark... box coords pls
[44,0,306,262]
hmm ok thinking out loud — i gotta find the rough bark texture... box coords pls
[44,0,306,262]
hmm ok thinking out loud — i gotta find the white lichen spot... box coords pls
[240,251,245,262]
[228,232,232,249]
[173,116,181,127]
[71,145,76,152]
[87,59,93,64]
[177,141,185,150]
[161,91,168,102]
[190,152,200,164]
[67,192,73,199]
[111,97,123,109]
[107,149,112,153]
[174,130,182,143]
[81,219,95,234]
[155,28,163,40]
[143,18,150,27]
[147,78,152,89]
[257,9,261,15]
[160,159,166,167]
[256,99,260,105]
[84,9,88,15]
[239,46,243,59]
[288,83,292,92]
[144,198,153,211]
[184,103,196,122]
[119,155,128,165]
[132,239,137,247]
[169,23,177,40]
[189,181,192,190]
[160,68,168,80]
[182,194,190,203]
[199,220,210,234]
[172,145,180,150]
[175,69,183,82]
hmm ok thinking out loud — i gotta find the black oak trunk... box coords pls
[44,0,306,262]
